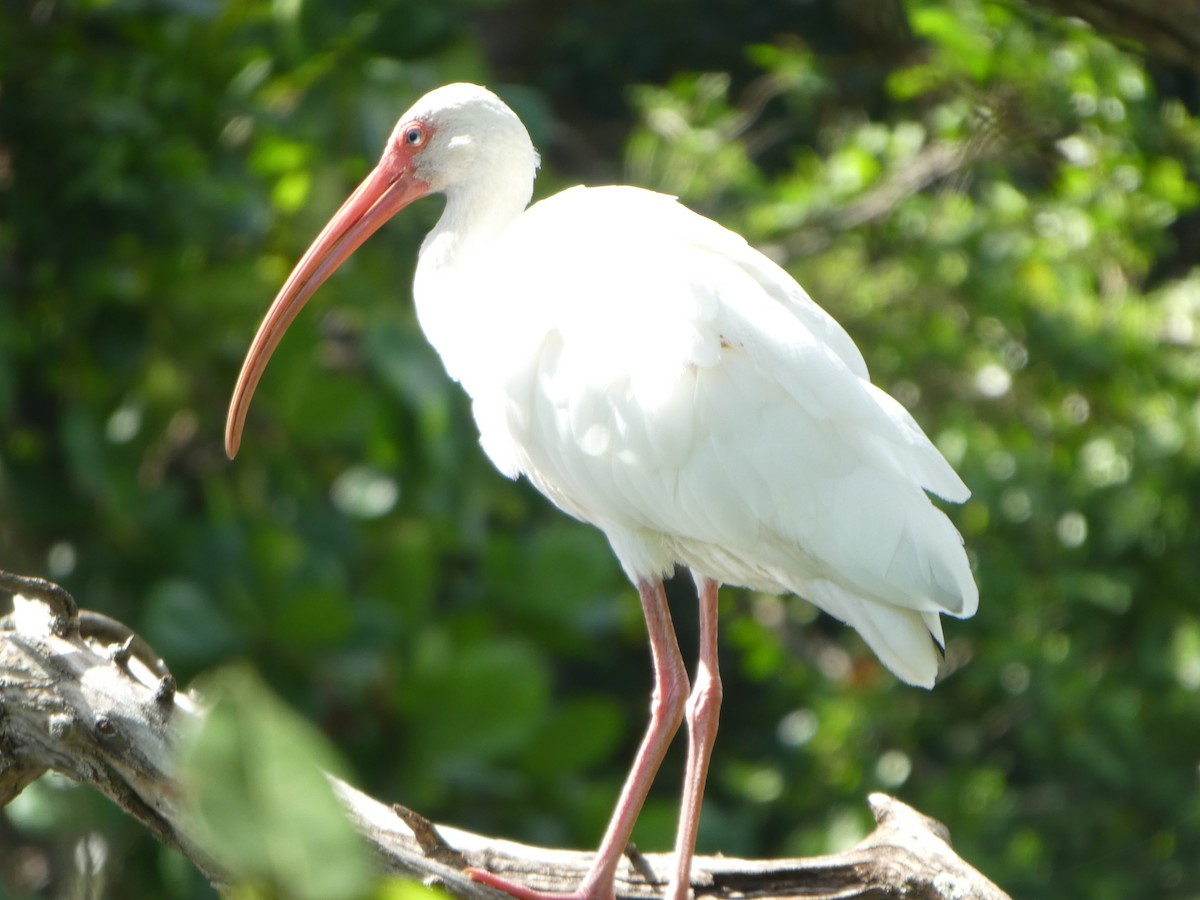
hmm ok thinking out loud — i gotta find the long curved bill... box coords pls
[225,161,430,458]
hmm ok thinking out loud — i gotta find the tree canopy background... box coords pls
[3,0,1200,897]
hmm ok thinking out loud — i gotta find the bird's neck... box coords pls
[417,159,535,279]
[413,177,532,386]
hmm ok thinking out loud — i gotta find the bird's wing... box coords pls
[476,187,976,667]
[513,187,968,494]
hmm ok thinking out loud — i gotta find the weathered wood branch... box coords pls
[0,571,1010,899]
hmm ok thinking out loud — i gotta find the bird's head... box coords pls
[224,83,537,459]
[394,83,539,196]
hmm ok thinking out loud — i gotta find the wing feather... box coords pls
[462,185,975,685]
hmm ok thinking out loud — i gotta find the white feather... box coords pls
[408,88,977,687]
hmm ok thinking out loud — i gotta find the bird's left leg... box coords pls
[665,575,723,900]
[470,577,688,900]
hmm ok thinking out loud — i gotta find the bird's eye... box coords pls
[404,126,425,147]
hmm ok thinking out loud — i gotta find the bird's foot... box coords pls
[469,868,690,900]
[467,868,614,900]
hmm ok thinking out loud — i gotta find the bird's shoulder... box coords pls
[498,185,869,377]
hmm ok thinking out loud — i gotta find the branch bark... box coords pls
[0,572,1010,900]
[1023,0,1200,72]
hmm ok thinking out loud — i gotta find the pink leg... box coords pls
[666,575,723,900]
[471,578,688,900]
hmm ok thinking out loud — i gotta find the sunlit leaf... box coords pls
[178,667,374,900]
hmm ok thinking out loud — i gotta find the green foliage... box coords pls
[179,666,374,900]
[2,0,1200,898]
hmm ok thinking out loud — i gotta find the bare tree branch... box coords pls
[1023,0,1200,71]
[0,572,1011,900]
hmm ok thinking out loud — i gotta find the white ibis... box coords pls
[225,83,977,900]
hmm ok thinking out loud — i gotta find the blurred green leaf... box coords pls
[405,634,552,764]
[141,578,244,669]
[524,696,625,776]
[372,881,452,900]
[178,666,374,900]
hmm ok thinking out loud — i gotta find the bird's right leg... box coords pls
[664,575,723,900]
[470,578,688,900]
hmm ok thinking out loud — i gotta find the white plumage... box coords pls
[226,83,978,900]
[419,174,975,689]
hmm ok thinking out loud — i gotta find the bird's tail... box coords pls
[801,579,947,688]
